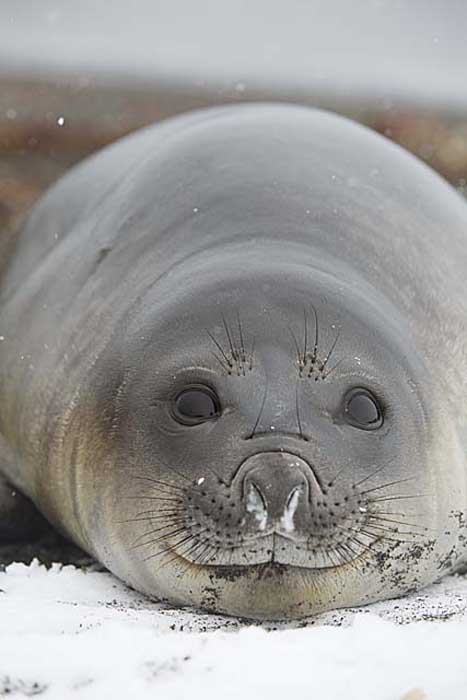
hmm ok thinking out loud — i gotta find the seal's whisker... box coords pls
[145,541,195,568]
[141,532,199,561]
[288,324,303,369]
[185,540,210,565]
[352,464,388,489]
[332,547,348,568]
[323,357,345,379]
[349,532,383,553]
[210,350,230,373]
[126,495,183,503]
[221,313,238,363]
[338,543,364,571]
[175,543,213,580]
[321,328,341,371]
[192,541,219,568]
[335,544,352,567]
[325,547,341,568]
[236,309,247,376]
[358,529,406,547]
[358,524,400,540]
[131,523,188,547]
[328,464,349,486]
[303,306,308,366]
[311,303,319,362]
[336,521,384,539]
[133,476,188,493]
[337,537,364,562]
[375,510,426,517]
[368,513,425,530]
[205,328,232,371]
[131,525,189,550]
[331,543,352,569]
[295,380,306,441]
[161,538,203,566]
[337,537,374,566]
[131,508,183,518]
[367,513,435,531]
[147,530,211,567]
[371,494,428,503]
[249,336,255,371]
[247,375,268,439]
[156,537,214,572]
[361,476,417,495]
[116,513,182,524]
[360,520,423,540]
[334,522,387,547]
[361,524,423,541]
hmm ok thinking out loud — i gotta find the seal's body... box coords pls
[1,104,467,619]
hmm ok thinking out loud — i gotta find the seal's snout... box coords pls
[241,452,316,533]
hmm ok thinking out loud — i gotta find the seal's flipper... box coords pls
[0,473,48,542]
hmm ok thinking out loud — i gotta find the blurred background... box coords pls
[1,0,467,235]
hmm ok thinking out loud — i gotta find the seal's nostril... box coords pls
[247,481,267,509]
[281,486,303,533]
[286,485,303,509]
[245,481,268,530]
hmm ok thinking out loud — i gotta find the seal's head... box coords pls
[13,104,466,619]
[91,258,446,620]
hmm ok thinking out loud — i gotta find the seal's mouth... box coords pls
[170,530,377,577]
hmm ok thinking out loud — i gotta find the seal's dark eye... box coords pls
[343,388,383,430]
[172,386,221,425]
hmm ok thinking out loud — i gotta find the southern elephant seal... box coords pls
[1,103,467,619]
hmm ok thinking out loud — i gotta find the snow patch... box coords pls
[2,561,467,699]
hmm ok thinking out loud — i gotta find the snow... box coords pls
[2,561,467,699]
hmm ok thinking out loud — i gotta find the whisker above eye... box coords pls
[310,303,319,363]
[303,305,308,367]
[205,328,232,372]
[221,312,237,361]
[288,324,303,368]
[295,380,307,441]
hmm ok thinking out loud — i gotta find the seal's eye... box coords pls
[343,388,383,430]
[172,386,221,425]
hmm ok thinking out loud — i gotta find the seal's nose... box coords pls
[240,452,316,532]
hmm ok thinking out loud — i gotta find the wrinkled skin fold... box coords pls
[1,104,467,619]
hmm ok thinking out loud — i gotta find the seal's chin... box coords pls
[158,546,375,620]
